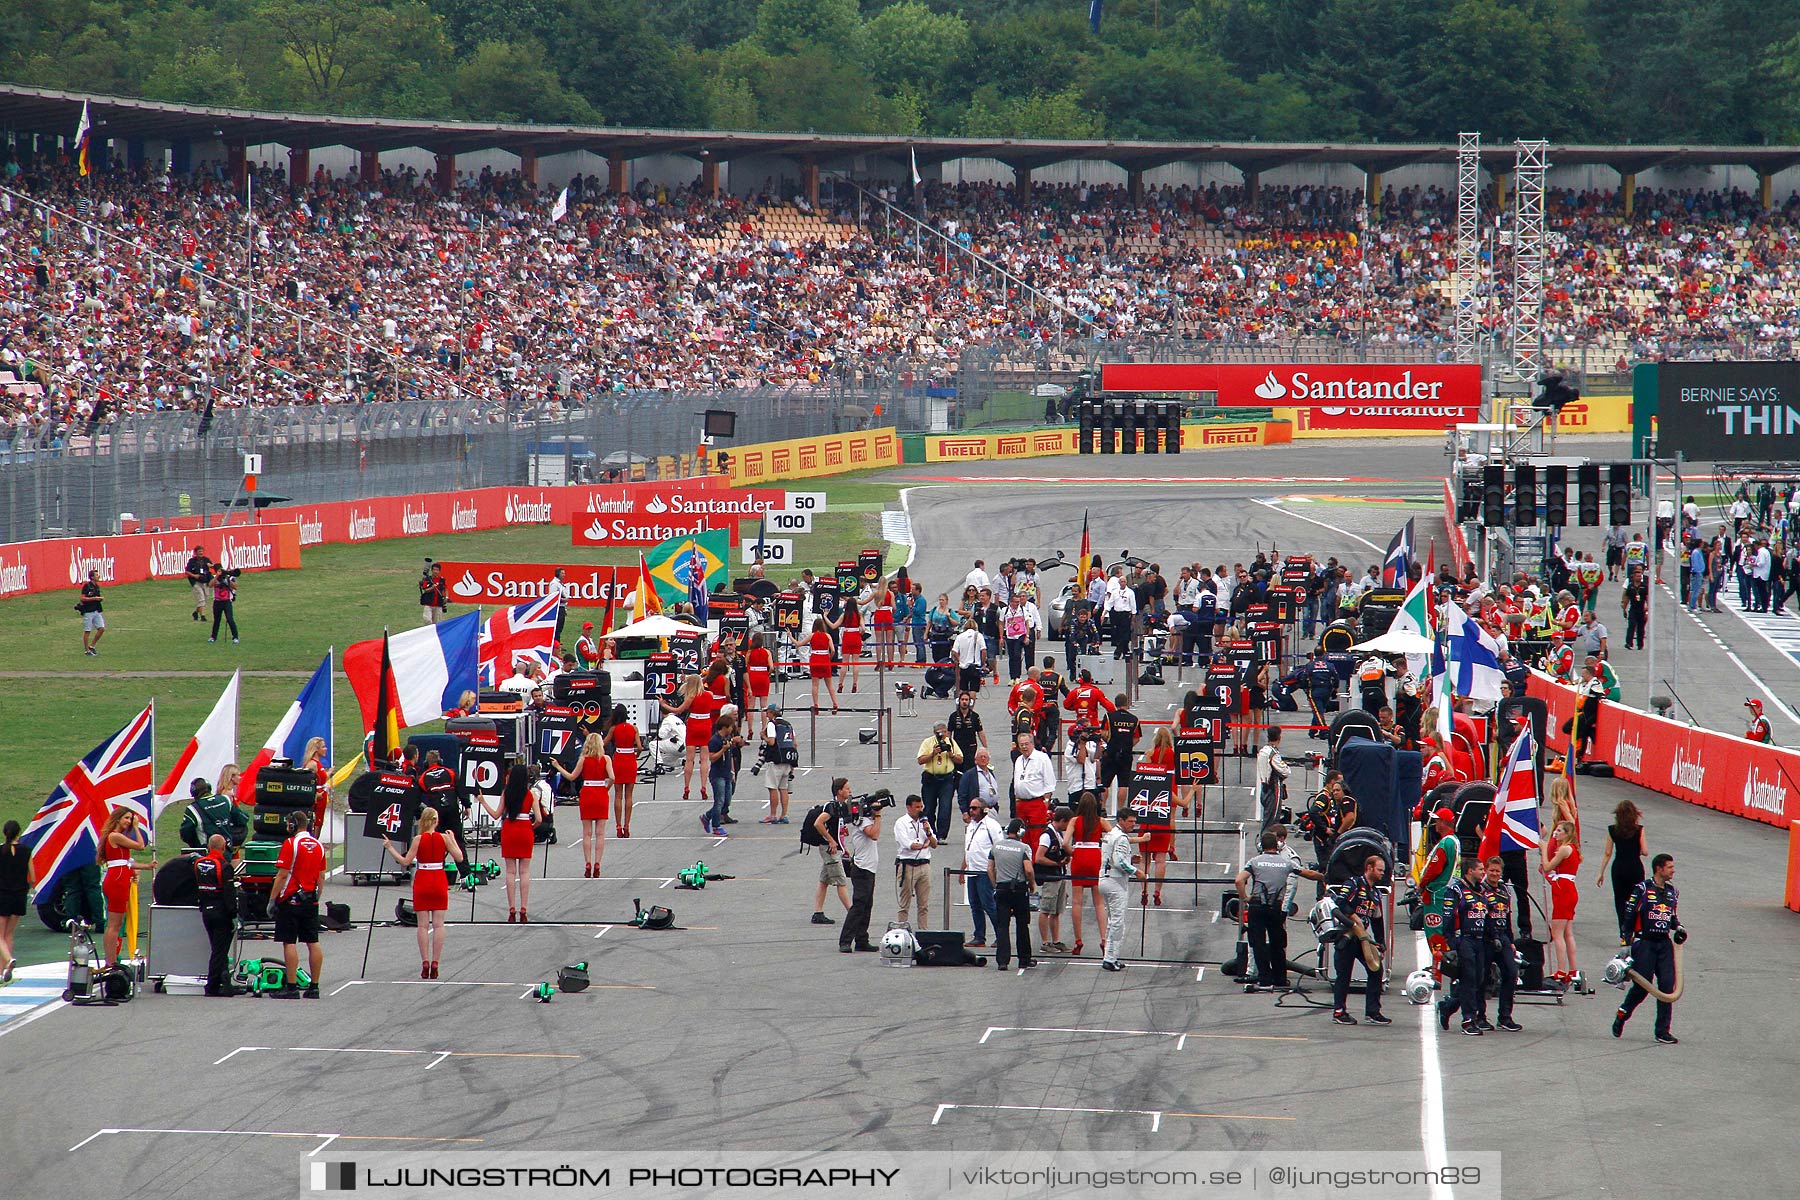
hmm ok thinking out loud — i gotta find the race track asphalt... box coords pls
[3,436,1791,1200]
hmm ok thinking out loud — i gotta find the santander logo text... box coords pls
[1670,746,1705,793]
[1742,765,1787,816]
[69,546,117,585]
[451,500,479,531]
[1612,730,1642,773]
[219,535,273,571]
[402,503,429,535]
[148,542,189,578]
[348,509,377,542]
[506,494,553,524]
[298,517,324,546]
[0,557,28,596]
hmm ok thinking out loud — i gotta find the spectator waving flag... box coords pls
[344,612,480,733]
[24,704,155,892]
[550,187,569,222]
[1078,509,1092,584]
[478,595,562,687]
[1479,728,1541,859]
[155,670,238,818]
[1381,517,1415,587]
[75,100,92,177]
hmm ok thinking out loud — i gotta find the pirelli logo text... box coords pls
[937,439,987,458]
[1201,426,1260,446]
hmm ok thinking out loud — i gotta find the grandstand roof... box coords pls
[7,82,1800,177]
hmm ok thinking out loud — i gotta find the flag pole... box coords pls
[140,697,156,974]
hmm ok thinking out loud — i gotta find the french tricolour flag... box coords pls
[236,654,334,803]
[344,612,480,733]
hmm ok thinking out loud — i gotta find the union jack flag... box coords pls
[23,704,155,892]
[478,595,563,687]
[1479,727,1541,859]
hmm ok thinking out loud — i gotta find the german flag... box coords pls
[1078,509,1092,584]
[370,632,402,765]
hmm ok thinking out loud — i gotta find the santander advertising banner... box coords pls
[570,484,786,547]
[1530,672,1800,827]
[0,524,303,599]
[436,561,626,607]
[1099,362,1482,428]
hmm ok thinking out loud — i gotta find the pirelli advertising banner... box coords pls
[1655,361,1800,462]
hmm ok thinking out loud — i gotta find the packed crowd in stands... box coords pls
[5,148,1800,441]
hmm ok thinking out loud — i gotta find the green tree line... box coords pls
[6,0,1800,144]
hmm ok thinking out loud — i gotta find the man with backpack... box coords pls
[761,705,800,824]
[802,778,853,927]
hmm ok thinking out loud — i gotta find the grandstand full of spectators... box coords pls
[6,149,1800,443]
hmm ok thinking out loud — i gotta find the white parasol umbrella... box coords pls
[1353,628,1437,656]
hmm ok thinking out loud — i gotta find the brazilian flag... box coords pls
[647,530,729,608]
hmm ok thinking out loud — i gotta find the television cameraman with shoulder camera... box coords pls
[419,560,448,624]
[833,782,890,954]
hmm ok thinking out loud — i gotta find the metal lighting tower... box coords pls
[1508,138,1548,383]
[1453,132,1481,365]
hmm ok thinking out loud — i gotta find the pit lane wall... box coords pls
[1529,671,1800,828]
[0,523,303,599]
[1443,479,1472,578]
[1276,393,1632,438]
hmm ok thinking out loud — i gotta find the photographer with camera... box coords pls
[917,721,965,839]
[1034,807,1073,952]
[893,795,937,928]
[757,704,799,825]
[419,560,448,624]
[184,545,212,622]
[207,563,242,644]
[1235,827,1323,991]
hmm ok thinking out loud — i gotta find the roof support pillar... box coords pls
[701,157,720,198]
[359,148,379,185]
[287,146,309,193]
[518,148,538,186]
[1128,169,1144,205]
[608,152,628,195]
[1014,163,1031,201]
[1491,171,1509,211]
[226,143,247,190]
[1366,170,1382,215]
[1758,169,1774,210]
[1621,172,1636,216]
[434,152,455,196]
[802,159,819,208]
[1243,170,1260,204]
